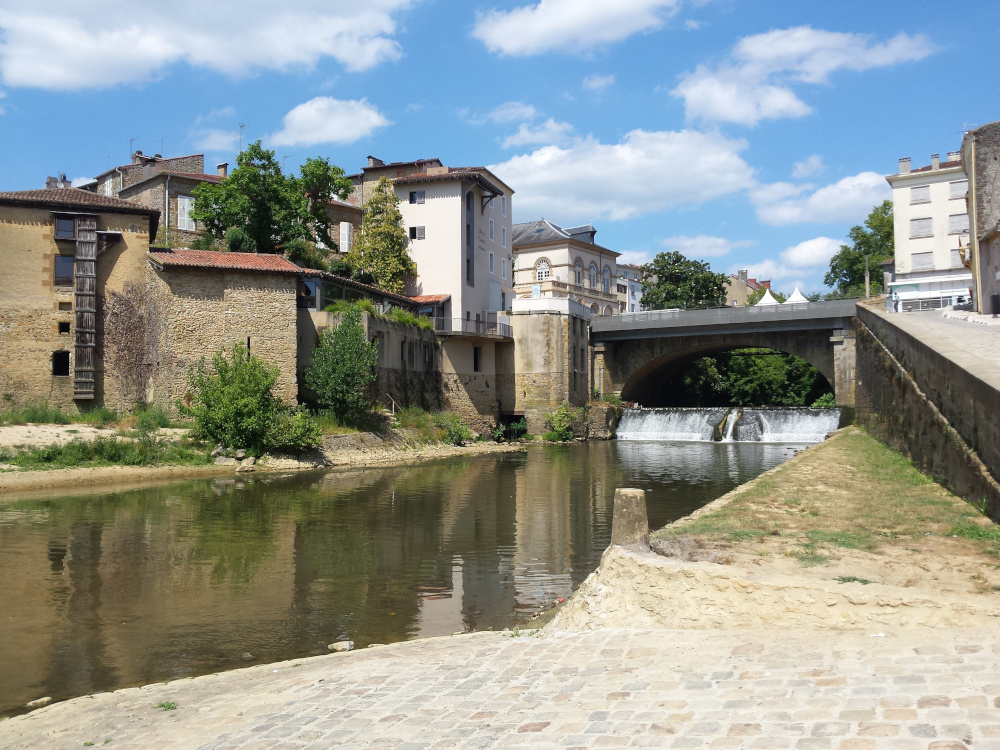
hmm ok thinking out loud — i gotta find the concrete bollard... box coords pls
[611,488,649,548]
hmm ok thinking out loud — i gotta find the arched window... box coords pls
[574,259,583,286]
[602,267,611,293]
[536,258,551,281]
[603,305,614,316]
[589,263,597,288]
[590,303,598,314]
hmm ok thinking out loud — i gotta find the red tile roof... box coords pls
[409,294,450,304]
[169,172,223,182]
[0,187,158,213]
[909,160,962,173]
[148,249,302,275]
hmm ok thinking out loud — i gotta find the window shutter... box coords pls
[911,252,934,271]
[951,249,963,268]
[910,185,930,203]
[416,226,425,240]
[949,214,969,234]
[910,218,932,238]
[950,180,968,199]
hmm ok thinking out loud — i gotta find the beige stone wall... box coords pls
[439,338,504,431]
[0,205,151,412]
[148,267,298,410]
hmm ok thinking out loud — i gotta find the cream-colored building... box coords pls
[616,263,645,313]
[885,151,972,311]
[725,270,769,307]
[511,220,620,316]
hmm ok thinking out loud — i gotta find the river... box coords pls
[0,439,806,714]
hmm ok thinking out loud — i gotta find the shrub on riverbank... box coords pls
[0,402,120,427]
[394,406,475,445]
[181,343,321,455]
[543,403,587,442]
[0,434,209,469]
[306,305,379,425]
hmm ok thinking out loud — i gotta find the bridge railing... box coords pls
[591,299,858,331]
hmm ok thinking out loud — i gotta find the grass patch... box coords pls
[155,701,177,711]
[312,409,360,436]
[795,550,830,567]
[804,530,878,551]
[948,521,1000,549]
[836,576,874,585]
[0,435,209,470]
[393,406,475,445]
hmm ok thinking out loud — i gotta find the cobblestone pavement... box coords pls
[4,627,1000,749]
[891,310,1000,372]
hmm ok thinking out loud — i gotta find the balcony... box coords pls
[433,317,512,339]
[514,279,618,302]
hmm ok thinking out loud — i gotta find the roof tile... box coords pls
[148,249,302,275]
[0,187,158,213]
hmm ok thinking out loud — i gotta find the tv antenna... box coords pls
[129,137,136,158]
[238,123,247,152]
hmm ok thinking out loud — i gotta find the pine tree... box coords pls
[348,177,416,293]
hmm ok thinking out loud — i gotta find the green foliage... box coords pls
[0,402,72,425]
[824,200,894,295]
[347,177,416,293]
[385,307,434,331]
[324,298,379,316]
[393,406,474,445]
[80,407,119,427]
[640,251,728,310]
[664,349,832,407]
[181,343,320,454]
[156,701,177,711]
[191,141,351,257]
[746,287,787,306]
[306,306,379,424]
[812,392,837,407]
[284,238,330,271]
[544,403,584,442]
[0,434,207,469]
[835,576,874,585]
[134,403,171,432]
[434,413,473,446]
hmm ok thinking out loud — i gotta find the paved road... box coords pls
[3,627,1000,749]
[895,311,1000,372]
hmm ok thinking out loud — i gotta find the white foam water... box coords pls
[617,407,840,443]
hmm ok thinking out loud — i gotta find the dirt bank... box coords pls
[554,427,1000,631]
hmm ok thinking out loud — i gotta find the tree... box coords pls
[190,141,351,260]
[305,305,379,423]
[824,200,894,296]
[640,251,727,310]
[746,287,787,306]
[347,177,415,293]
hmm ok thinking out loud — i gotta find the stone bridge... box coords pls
[590,300,858,406]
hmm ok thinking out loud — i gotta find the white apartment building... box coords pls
[616,263,645,313]
[885,151,972,311]
[511,220,620,316]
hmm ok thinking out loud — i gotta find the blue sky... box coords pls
[1,0,998,293]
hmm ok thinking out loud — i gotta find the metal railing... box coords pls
[432,317,512,338]
[514,279,618,301]
[591,298,859,332]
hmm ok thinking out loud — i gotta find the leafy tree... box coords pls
[640,251,728,310]
[824,200,894,296]
[305,305,379,423]
[191,141,351,258]
[347,177,416,293]
[181,343,320,454]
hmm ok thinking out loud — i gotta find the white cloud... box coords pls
[0,1,412,90]
[660,234,755,258]
[270,97,389,147]
[729,236,843,292]
[491,128,755,222]
[791,154,824,178]
[752,171,889,225]
[502,118,574,148]
[194,128,239,152]
[0,88,5,114]
[673,26,934,125]
[488,101,538,123]
[583,73,615,90]
[472,0,682,56]
[71,176,95,187]
[683,19,702,31]
[779,236,842,268]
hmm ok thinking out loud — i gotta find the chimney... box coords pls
[366,156,385,168]
[947,150,961,163]
[738,269,748,282]
[217,162,229,178]
[931,153,940,170]
[45,176,58,189]
[132,150,144,164]
[899,157,911,174]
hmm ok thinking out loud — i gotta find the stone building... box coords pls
[512,219,620,317]
[961,120,1000,315]
[93,151,226,247]
[146,249,301,407]
[725,270,769,307]
[0,187,159,410]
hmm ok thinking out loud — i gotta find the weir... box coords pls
[617,407,841,443]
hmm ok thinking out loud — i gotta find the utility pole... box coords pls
[865,254,871,299]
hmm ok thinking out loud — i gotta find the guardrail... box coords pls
[591,299,858,332]
[432,317,512,338]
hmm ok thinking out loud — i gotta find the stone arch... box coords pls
[603,305,614,316]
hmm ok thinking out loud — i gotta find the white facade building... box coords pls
[616,263,645,313]
[885,151,972,311]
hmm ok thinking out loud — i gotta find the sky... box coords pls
[1,0,998,294]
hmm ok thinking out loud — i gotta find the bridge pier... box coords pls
[831,327,856,407]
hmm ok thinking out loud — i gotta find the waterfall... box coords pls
[617,407,840,443]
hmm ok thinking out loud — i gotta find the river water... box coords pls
[0,439,806,714]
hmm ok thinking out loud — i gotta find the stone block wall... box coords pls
[149,267,298,410]
[855,305,1000,517]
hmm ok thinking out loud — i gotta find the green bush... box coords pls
[544,403,582,442]
[0,402,72,425]
[811,392,837,407]
[134,404,171,432]
[385,307,434,331]
[323,298,379,317]
[434,413,473,446]
[79,407,119,427]
[0,434,208,469]
[306,305,379,424]
[181,343,320,455]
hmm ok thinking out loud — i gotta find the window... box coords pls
[58,301,72,311]
[409,226,425,240]
[950,180,968,199]
[473,346,482,373]
[466,191,473,211]
[575,259,583,286]
[589,263,597,288]
[466,223,472,246]
[501,226,506,248]
[910,185,930,204]
[949,213,969,235]
[489,252,495,274]
[501,195,506,216]
[501,291,506,310]
[54,217,75,239]
[603,267,611,294]
[489,219,494,241]
[911,251,934,271]
[58,321,70,334]
[910,217,933,238]
[501,257,507,280]
[54,255,74,285]
[409,190,425,204]
[536,259,550,281]
[489,197,495,209]
[177,196,195,231]
[52,351,70,376]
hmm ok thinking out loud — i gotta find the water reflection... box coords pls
[0,440,802,713]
